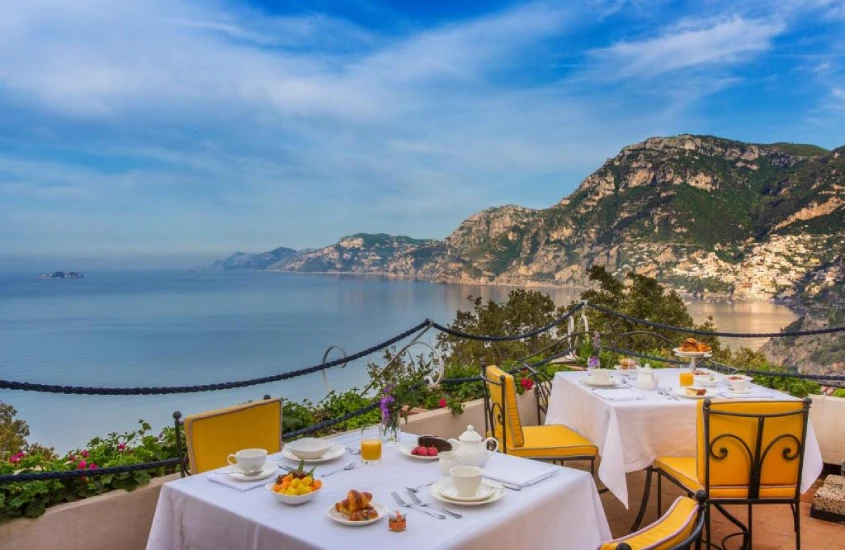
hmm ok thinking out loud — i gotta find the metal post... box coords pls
[173,411,185,477]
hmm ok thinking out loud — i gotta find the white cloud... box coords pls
[590,16,785,78]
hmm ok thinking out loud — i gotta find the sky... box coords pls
[1,0,844,268]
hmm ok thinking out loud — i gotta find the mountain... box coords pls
[210,246,299,270]
[213,135,845,300]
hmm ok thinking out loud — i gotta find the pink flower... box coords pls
[68,454,76,462]
[77,460,87,469]
[81,450,89,458]
[524,379,534,391]
[9,456,20,464]
[89,463,98,470]
[118,443,126,451]
[438,398,447,408]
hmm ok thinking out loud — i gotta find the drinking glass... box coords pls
[360,427,382,465]
[679,371,694,387]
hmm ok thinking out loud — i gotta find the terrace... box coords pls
[1,301,844,549]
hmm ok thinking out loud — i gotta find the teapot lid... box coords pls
[459,425,483,443]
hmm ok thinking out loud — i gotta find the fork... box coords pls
[406,489,462,518]
[657,387,671,401]
[661,387,679,401]
[391,491,445,519]
[321,460,357,478]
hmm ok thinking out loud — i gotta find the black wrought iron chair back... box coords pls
[637,398,811,550]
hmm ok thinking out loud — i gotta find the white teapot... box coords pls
[635,364,658,391]
[447,425,499,468]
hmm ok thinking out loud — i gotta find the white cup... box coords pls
[729,379,749,393]
[450,465,482,497]
[592,369,611,383]
[226,448,267,474]
[439,451,458,476]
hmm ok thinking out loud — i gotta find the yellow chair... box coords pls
[176,398,283,474]
[481,363,598,471]
[632,398,811,550]
[602,491,706,550]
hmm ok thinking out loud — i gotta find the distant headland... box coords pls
[39,271,85,280]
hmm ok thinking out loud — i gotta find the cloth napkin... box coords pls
[593,389,642,402]
[206,467,276,492]
[482,455,559,487]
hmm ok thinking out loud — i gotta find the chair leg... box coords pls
[792,502,801,550]
[747,504,753,550]
[703,504,710,550]
[656,471,662,517]
[631,467,653,531]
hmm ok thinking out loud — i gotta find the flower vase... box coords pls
[380,414,401,447]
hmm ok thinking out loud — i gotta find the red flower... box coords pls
[77,460,87,469]
[89,463,98,470]
[9,456,19,464]
[118,443,126,451]
[80,450,89,458]
[68,454,76,462]
[520,378,534,391]
[81,476,89,483]
[438,398,447,408]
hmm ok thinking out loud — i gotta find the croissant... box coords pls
[348,508,379,521]
[696,342,711,352]
[335,490,373,514]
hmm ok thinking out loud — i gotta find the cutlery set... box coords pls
[657,387,679,401]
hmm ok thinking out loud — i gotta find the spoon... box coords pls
[321,460,357,478]
[405,481,436,492]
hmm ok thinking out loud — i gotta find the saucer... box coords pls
[281,443,345,463]
[431,479,505,506]
[581,374,619,388]
[673,388,718,400]
[326,502,386,526]
[726,387,751,395]
[226,463,278,482]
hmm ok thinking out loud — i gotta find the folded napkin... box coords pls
[593,389,642,402]
[483,456,559,487]
[718,389,775,400]
[206,468,275,492]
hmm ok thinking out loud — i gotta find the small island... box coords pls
[39,271,85,280]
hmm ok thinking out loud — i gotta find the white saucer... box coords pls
[673,348,713,358]
[726,387,751,395]
[431,479,505,506]
[581,374,620,388]
[397,444,440,461]
[325,502,387,526]
[674,388,718,400]
[725,374,753,383]
[226,463,278,482]
[281,443,345,463]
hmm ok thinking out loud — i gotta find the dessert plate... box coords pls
[431,479,505,506]
[281,443,345,463]
[673,388,718,400]
[225,463,278,482]
[326,502,387,526]
[673,348,713,358]
[397,444,439,462]
[581,374,620,388]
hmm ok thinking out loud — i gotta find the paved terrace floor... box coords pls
[595,468,844,549]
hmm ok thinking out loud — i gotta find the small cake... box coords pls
[619,358,637,370]
[685,387,707,396]
[417,435,452,452]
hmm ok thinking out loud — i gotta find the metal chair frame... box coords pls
[617,490,708,550]
[480,362,597,475]
[632,398,811,549]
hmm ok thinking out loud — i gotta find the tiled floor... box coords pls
[597,469,845,549]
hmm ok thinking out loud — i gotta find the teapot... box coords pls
[447,425,499,468]
[635,364,658,391]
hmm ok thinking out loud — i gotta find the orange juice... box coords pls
[361,439,382,463]
[679,371,694,387]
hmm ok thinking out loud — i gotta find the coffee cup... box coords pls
[729,378,749,393]
[592,369,611,383]
[226,448,267,474]
[450,465,482,497]
[438,451,458,476]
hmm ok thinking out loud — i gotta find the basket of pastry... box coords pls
[327,490,386,526]
[675,338,712,355]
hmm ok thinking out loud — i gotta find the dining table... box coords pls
[146,432,611,550]
[543,368,824,508]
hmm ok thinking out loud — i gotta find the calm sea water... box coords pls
[0,270,797,451]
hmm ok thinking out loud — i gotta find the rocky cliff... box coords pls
[213,135,845,300]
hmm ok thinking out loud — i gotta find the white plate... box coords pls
[281,443,346,463]
[225,463,278,482]
[397,444,440,461]
[673,348,713,358]
[432,479,498,502]
[725,387,751,395]
[581,374,620,387]
[325,502,387,526]
[431,479,505,506]
[674,388,719,400]
[724,374,753,383]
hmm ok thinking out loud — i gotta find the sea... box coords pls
[0,270,798,451]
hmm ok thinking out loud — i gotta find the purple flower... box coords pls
[588,356,600,369]
[592,333,601,354]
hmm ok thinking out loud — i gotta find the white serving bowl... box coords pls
[265,482,323,505]
[284,438,333,460]
[694,375,717,388]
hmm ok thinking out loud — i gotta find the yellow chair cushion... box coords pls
[655,456,796,499]
[484,365,525,448]
[600,496,699,549]
[185,398,282,474]
[694,400,804,498]
[507,425,597,459]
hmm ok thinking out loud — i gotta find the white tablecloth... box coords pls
[146,432,611,550]
[544,369,824,508]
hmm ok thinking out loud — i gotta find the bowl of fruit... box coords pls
[267,461,323,505]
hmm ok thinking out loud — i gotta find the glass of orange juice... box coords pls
[679,371,694,387]
[360,427,382,465]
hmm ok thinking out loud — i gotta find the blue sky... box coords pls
[1,0,843,267]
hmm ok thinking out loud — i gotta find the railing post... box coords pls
[173,411,185,477]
